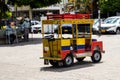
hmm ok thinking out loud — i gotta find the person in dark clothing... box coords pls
[6,23,16,44]
[9,34,16,44]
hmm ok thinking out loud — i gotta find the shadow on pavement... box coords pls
[0,37,42,47]
[40,61,103,72]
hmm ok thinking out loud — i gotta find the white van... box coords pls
[31,20,41,33]
[100,16,120,34]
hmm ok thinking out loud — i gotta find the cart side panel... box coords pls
[91,41,104,53]
[73,38,85,53]
[43,39,62,58]
[61,39,71,60]
[43,39,50,57]
[52,39,61,58]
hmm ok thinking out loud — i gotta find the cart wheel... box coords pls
[76,57,85,62]
[49,60,58,67]
[63,55,73,67]
[91,50,102,63]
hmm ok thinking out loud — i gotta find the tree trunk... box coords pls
[29,7,32,20]
[15,5,17,17]
[0,0,3,29]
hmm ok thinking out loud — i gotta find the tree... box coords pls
[0,0,61,28]
[0,0,11,28]
[8,0,61,19]
[0,2,10,18]
[101,0,120,17]
[8,0,61,8]
[73,0,93,14]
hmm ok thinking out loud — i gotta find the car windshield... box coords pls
[94,19,99,25]
[104,18,119,24]
[31,21,41,25]
[93,19,103,26]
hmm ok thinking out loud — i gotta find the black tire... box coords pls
[39,30,41,33]
[91,50,102,63]
[116,28,120,34]
[76,57,85,62]
[33,31,38,34]
[49,60,58,67]
[63,55,73,67]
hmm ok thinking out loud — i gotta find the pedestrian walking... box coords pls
[21,18,30,41]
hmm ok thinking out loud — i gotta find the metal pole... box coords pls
[63,0,65,13]
[15,5,17,18]
[98,0,101,35]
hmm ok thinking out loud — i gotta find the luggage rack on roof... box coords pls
[47,14,90,20]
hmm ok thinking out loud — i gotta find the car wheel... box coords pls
[63,54,73,67]
[39,30,41,33]
[33,31,38,34]
[91,50,102,63]
[116,28,120,34]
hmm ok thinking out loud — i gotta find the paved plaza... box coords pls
[0,34,120,80]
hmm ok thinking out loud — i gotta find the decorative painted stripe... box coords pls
[62,46,70,50]
[74,45,85,50]
[76,53,92,58]
[74,49,85,53]
[61,50,70,54]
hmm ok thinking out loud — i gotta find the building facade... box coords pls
[12,0,68,20]
[11,0,98,20]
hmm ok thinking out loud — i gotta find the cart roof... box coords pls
[42,19,94,25]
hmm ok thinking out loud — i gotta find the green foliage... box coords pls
[8,0,61,8]
[0,0,11,28]
[3,11,12,19]
[0,0,61,28]
[101,0,120,14]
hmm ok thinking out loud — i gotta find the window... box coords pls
[77,24,90,33]
[31,22,34,25]
[77,24,91,38]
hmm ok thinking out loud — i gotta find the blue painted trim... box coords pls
[62,46,70,50]
[74,45,85,50]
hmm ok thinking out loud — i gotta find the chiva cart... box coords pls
[40,14,105,67]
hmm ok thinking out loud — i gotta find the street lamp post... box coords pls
[98,0,101,35]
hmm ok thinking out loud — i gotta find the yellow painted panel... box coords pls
[52,39,61,58]
[43,39,50,57]
[43,39,62,58]
[61,39,70,46]
[76,38,85,45]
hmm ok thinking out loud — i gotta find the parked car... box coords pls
[43,24,58,34]
[100,16,120,34]
[31,20,41,33]
[54,24,72,34]
[62,24,72,34]
[92,19,103,34]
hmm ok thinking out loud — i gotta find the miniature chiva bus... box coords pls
[40,14,105,67]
